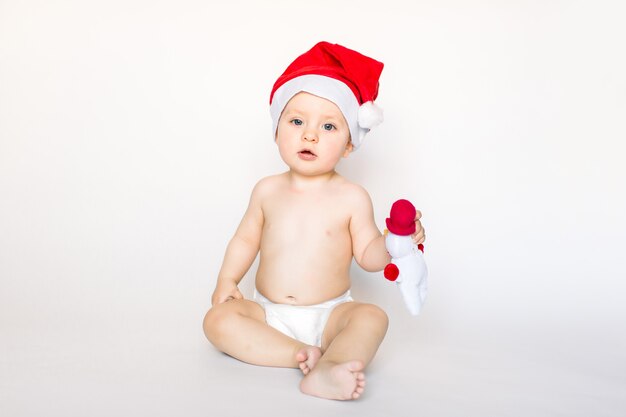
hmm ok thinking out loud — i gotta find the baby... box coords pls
[203,42,425,400]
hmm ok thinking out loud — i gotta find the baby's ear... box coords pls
[343,141,354,158]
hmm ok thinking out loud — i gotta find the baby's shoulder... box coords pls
[250,173,287,199]
[331,175,372,205]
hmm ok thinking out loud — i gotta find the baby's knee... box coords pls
[203,300,254,343]
[202,303,235,341]
[356,304,389,329]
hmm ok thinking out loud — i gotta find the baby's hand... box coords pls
[211,280,244,306]
[412,210,425,245]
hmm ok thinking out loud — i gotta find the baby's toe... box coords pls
[295,349,307,362]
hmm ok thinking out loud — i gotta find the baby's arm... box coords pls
[211,181,265,305]
[349,186,391,272]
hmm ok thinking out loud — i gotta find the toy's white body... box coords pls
[385,232,428,316]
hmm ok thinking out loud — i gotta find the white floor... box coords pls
[2,298,624,417]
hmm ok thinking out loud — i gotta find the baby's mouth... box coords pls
[298,149,318,160]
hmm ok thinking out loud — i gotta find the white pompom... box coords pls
[357,101,384,129]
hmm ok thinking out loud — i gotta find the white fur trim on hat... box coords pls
[270,75,380,150]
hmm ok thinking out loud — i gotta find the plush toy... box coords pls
[383,199,428,316]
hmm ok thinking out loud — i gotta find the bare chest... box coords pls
[262,192,351,246]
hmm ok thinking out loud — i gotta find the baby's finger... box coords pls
[412,229,425,244]
[414,210,422,221]
[414,220,423,234]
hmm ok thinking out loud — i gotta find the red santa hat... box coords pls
[270,42,384,150]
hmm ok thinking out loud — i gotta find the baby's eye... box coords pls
[291,118,303,126]
[323,123,336,131]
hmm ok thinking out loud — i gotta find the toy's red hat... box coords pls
[386,199,417,236]
[269,42,384,150]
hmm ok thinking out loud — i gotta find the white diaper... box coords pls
[253,288,353,347]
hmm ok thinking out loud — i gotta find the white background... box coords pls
[1,1,625,416]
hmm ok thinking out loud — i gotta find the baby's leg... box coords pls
[299,303,388,400]
[203,299,315,368]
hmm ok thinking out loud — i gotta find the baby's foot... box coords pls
[295,346,322,375]
[299,360,366,400]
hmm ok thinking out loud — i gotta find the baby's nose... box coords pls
[303,131,318,142]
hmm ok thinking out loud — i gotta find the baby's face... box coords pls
[275,92,352,176]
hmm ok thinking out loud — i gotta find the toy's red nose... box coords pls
[384,263,399,281]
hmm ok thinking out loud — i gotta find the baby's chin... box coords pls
[286,165,335,179]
